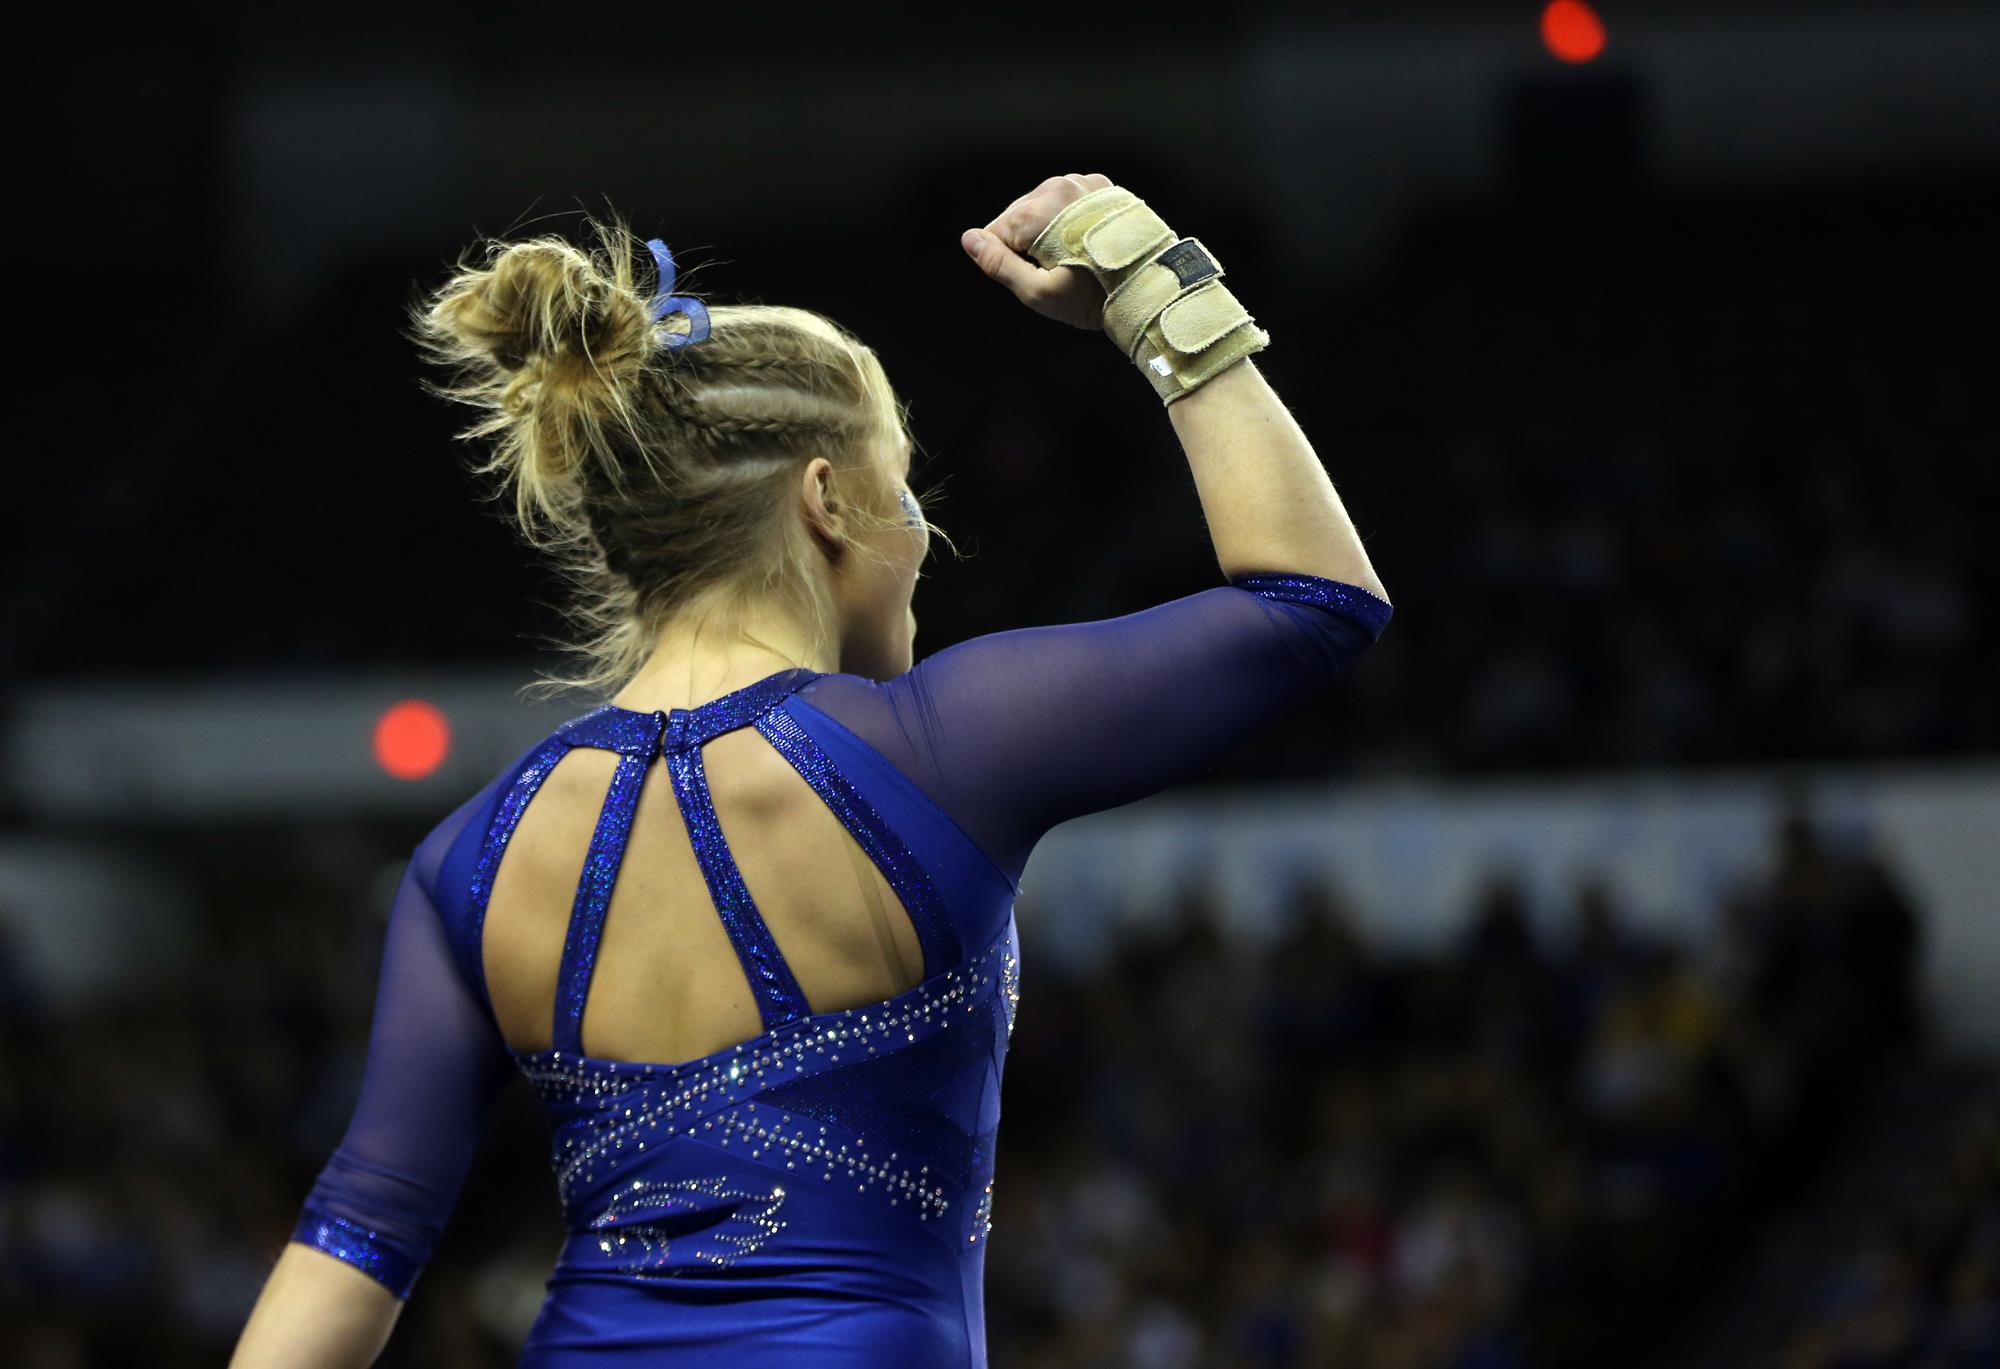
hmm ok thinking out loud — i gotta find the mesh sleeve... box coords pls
[801,571,1391,887]
[289,796,515,1298]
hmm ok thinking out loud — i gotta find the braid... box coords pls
[414,209,912,704]
[687,411,850,442]
[652,349,861,450]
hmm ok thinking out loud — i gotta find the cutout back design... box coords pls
[752,706,961,978]
[664,743,812,1031]
[475,668,954,1067]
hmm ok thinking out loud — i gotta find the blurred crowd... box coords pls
[1778,1097,2000,1367]
[985,809,1919,1367]
[0,806,1922,1367]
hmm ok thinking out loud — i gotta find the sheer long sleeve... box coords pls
[289,795,516,1298]
[801,571,1392,888]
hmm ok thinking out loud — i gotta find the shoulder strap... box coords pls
[754,705,960,979]
[549,749,653,1054]
[463,735,574,1009]
[665,744,813,1030]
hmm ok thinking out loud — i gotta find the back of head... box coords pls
[412,211,915,699]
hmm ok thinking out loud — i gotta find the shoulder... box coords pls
[409,730,572,904]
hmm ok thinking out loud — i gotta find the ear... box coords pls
[800,457,845,560]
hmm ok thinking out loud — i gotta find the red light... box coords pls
[373,700,451,780]
[1542,1,1607,63]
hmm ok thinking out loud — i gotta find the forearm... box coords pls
[1169,357,1388,602]
[964,175,1386,599]
[230,1242,403,1369]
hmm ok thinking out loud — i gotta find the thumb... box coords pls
[961,228,1042,299]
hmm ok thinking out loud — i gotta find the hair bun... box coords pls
[440,237,652,380]
[412,217,662,504]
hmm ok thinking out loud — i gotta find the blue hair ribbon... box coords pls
[645,238,711,350]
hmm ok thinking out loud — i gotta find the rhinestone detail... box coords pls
[589,1176,788,1272]
[517,931,1012,1214]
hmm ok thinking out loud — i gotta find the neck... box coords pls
[609,591,837,713]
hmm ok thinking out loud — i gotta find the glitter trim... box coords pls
[552,750,652,1054]
[465,735,571,1004]
[1230,572,1394,642]
[292,1208,420,1299]
[666,744,812,1030]
[754,706,960,979]
[560,669,822,757]
[661,668,820,753]
[516,930,1014,1211]
[557,703,666,757]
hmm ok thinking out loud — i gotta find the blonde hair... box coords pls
[410,210,948,701]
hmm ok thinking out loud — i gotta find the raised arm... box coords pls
[797,176,1391,886]
[961,173,1388,599]
[1169,357,1386,597]
[232,793,516,1368]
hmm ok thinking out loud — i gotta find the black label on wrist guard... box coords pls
[1156,239,1220,289]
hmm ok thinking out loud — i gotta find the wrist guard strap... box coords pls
[1025,185,1269,404]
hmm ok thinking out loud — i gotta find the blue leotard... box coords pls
[289,571,1390,1366]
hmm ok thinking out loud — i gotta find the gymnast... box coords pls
[230,172,1392,1367]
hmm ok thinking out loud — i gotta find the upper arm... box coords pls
[807,572,1391,886]
[288,804,517,1299]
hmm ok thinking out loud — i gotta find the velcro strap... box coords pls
[1102,238,1230,357]
[1082,202,1176,271]
[1027,185,1147,270]
[1159,281,1248,354]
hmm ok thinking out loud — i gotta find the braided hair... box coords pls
[412,211,944,700]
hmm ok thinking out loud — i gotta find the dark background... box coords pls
[6,3,1999,1365]
[17,1,1995,779]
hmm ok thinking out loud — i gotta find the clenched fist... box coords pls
[961,173,1115,331]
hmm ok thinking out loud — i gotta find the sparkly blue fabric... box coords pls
[666,744,814,1029]
[289,572,1386,1364]
[552,752,651,1054]
[463,735,570,999]
[556,703,665,757]
[755,705,961,979]
[1233,572,1395,642]
[291,1209,420,1297]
